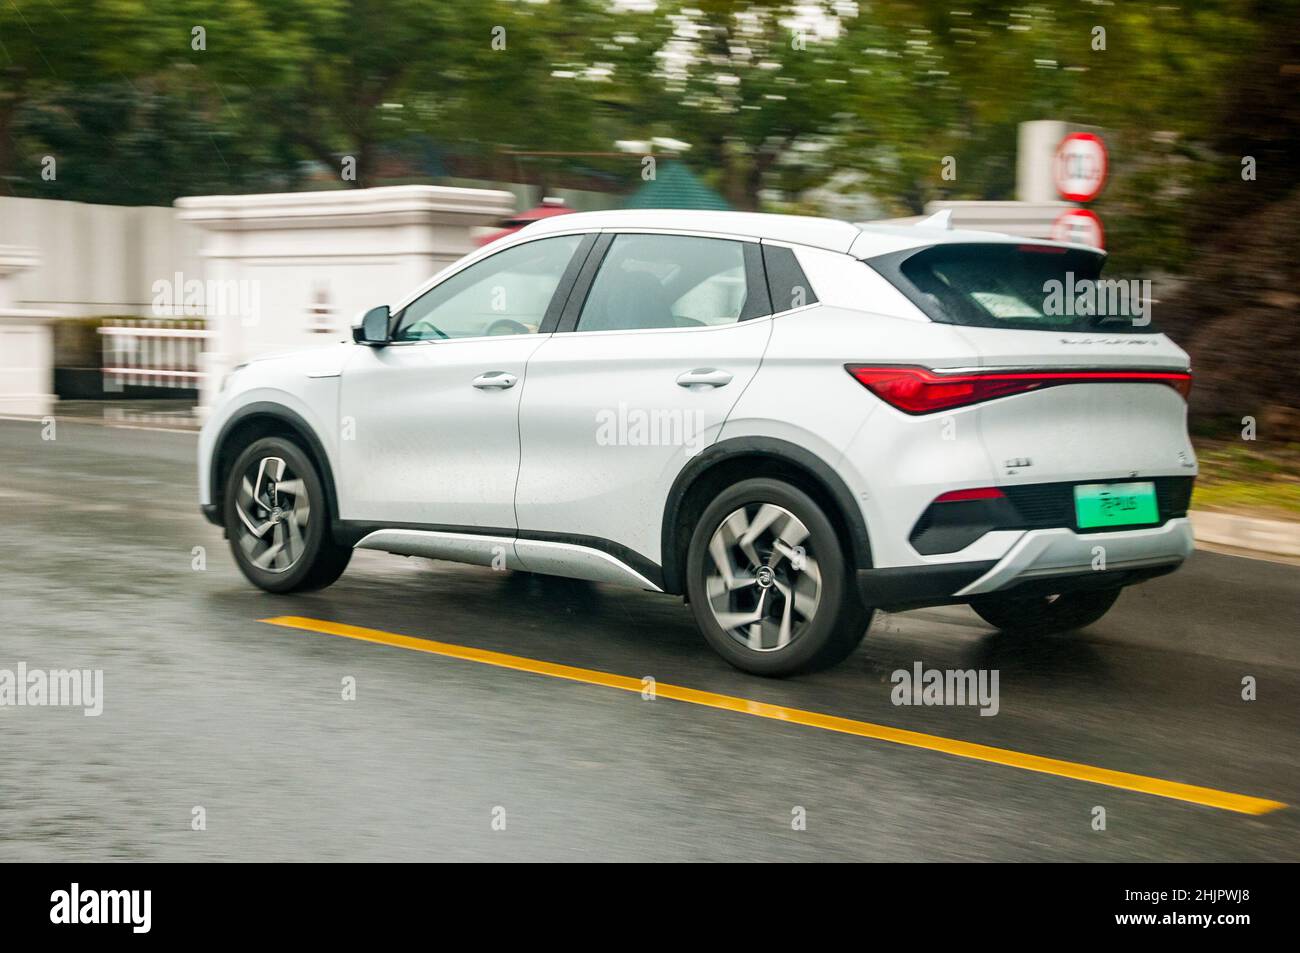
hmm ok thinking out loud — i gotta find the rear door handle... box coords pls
[676,368,733,388]
[472,371,518,390]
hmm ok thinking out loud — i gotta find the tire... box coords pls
[223,435,352,593]
[968,587,1121,636]
[685,477,873,677]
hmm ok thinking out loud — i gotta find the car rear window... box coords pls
[869,243,1158,333]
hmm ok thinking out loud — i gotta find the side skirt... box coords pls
[345,523,665,593]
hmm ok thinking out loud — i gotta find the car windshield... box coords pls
[876,243,1157,333]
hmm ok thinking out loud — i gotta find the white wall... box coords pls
[0,187,516,407]
[175,185,516,406]
[0,246,56,416]
[874,200,1077,240]
[0,197,202,317]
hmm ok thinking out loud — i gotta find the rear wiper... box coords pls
[1089,313,1136,329]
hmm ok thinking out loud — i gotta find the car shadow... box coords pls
[205,558,1111,696]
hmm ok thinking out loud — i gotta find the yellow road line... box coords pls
[260,615,1286,816]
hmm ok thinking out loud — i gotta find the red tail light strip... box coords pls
[933,487,1006,503]
[846,365,1192,414]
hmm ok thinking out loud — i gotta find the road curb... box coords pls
[1190,510,1300,558]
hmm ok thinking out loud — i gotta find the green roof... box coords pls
[624,161,731,210]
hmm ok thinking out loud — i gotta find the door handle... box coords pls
[472,371,518,390]
[676,368,733,388]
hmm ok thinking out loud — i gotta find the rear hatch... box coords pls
[868,241,1197,494]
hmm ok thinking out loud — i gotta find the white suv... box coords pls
[199,210,1196,676]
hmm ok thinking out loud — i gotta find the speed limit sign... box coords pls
[1051,208,1104,249]
[1054,132,1108,202]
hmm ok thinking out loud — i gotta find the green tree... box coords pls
[440,0,669,196]
[0,0,158,192]
[629,0,860,210]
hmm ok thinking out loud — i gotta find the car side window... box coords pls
[762,243,818,313]
[392,234,584,341]
[576,234,753,332]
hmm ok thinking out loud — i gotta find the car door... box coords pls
[514,231,774,577]
[337,232,590,530]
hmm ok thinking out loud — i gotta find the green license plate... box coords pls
[1074,482,1159,529]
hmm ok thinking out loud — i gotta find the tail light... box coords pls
[846,365,1192,414]
[932,487,1005,503]
[912,487,1015,554]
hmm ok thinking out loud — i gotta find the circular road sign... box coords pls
[1051,208,1105,249]
[1054,132,1108,202]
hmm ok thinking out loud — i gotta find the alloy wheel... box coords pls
[234,456,310,573]
[703,503,822,652]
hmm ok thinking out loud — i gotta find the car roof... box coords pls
[515,208,1094,258]
[517,209,863,253]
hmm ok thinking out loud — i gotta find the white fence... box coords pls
[97,319,213,392]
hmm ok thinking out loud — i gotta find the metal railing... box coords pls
[97,319,214,391]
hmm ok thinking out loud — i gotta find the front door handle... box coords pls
[676,368,733,388]
[472,371,518,390]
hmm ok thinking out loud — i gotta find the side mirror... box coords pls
[353,305,391,346]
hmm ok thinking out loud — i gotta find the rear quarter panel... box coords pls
[721,298,1001,570]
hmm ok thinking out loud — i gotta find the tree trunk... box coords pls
[731,148,781,212]
[720,143,758,211]
[0,98,19,196]
[351,136,372,189]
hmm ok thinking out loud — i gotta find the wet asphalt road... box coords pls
[0,417,1297,861]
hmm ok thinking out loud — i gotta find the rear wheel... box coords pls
[968,587,1121,636]
[223,436,351,593]
[685,478,873,677]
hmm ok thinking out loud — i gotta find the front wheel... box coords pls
[685,478,873,677]
[223,436,352,593]
[968,587,1121,636]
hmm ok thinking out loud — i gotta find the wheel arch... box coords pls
[661,437,873,596]
[208,402,339,529]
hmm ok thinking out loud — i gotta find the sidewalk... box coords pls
[1189,510,1300,561]
[40,398,201,431]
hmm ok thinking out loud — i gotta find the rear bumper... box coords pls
[859,518,1193,611]
[857,562,996,611]
[909,476,1195,556]
[955,518,1193,596]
